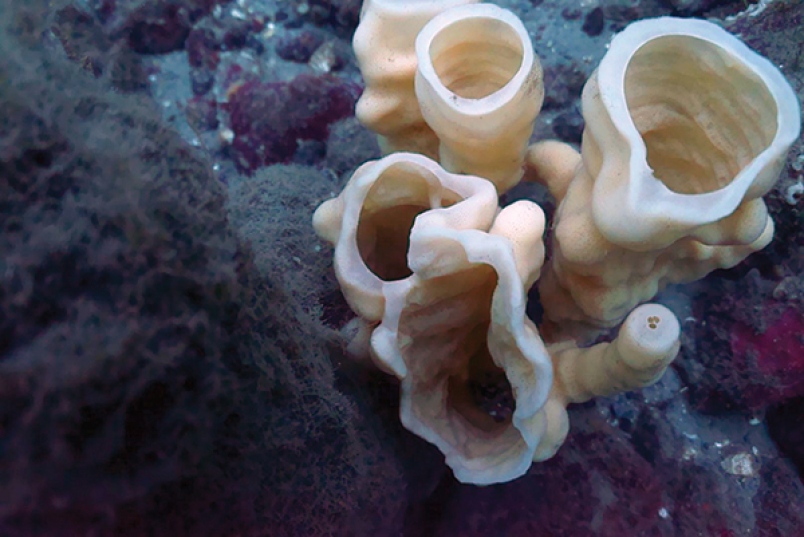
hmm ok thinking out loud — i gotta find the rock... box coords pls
[324,117,381,181]
[223,74,360,172]
[100,0,226,55]
[274,29,325,63]
[50,5,148,92]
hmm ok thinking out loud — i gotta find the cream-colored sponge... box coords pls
[353,0,480,158]
[533,303,681,460]
[415,3,544,193]
[535,17,801,332]
[313,13,796,487]
[370,201,553,484]
[312,152,498,322]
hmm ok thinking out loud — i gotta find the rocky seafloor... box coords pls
[0,0,802,535]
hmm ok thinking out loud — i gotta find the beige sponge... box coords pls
[313,152,498,323]
[370,201,552,484]
[415,3,544,193]
[533,304,681,460]
[353,0,480,158]
[314,156,684,484]
[531,17,801,331]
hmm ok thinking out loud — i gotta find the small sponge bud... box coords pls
[692,198,770,246]
[523,140,582,202]
[615,303,681,384]
[489,200,546,287]
[312,197,344,245]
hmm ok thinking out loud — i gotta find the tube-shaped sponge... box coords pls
[353,0,480,158]
[415,3,544,193]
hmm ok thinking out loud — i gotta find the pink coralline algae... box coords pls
[730,305,804,405]
[675,271,804,413]
[224,74,360,172]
